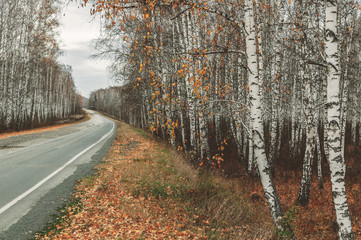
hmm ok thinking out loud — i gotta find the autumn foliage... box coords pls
[83,0,361,238]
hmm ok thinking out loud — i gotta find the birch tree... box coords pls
[324,1,353,239]
[0,0,81,133]
[244,0,288,231]
[84,0,361,237]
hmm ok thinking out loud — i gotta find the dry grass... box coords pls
[36,121,275,240]
[170,150,274,238]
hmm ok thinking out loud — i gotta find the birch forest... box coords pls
[85,0,361,239]
[0,0,81,132]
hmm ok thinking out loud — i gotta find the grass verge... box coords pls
[35,122,274,239]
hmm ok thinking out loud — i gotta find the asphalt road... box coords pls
[0,110,116,240]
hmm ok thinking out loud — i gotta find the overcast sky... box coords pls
[58,1,114,98]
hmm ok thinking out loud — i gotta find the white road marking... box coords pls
[0,122,115,215]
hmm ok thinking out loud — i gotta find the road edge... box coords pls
[0,118,117,240]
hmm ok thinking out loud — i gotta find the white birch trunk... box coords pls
[325,2,354,239]
[172,18,186,150]
[244,0,286,230]
[182,12,197,151]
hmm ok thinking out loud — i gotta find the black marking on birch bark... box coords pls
[332,191,347,200]
[328,135,341,141]
[332,191,341,198]
[261,164,271,175]
[333,168,345,176]
[329,119,340,129]
[340,232,354,240]
[334,155,343,163]
[253,130,264,143]
[325,101,339,109]
[306,60,328,68]
[327,62,338,72]
[331,53,340,59]
[335,177,345,183]
[325,29,337,41]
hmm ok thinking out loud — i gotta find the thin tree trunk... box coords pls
[297,63,315,206]
[325,2,354,239]
[244,0,288,232]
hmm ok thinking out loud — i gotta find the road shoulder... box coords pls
[0,118,116,240]
[33,121,273,240]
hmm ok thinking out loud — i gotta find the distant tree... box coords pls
[0,0,81,132]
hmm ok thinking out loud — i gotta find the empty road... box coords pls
[0,110,116,239]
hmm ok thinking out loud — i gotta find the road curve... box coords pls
[0,110,116,239]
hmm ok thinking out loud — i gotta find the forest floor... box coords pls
[0,112,89,140]
[254,167,361,239]
[33,120,361,239]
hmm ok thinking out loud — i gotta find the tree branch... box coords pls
[171,7,192,20]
